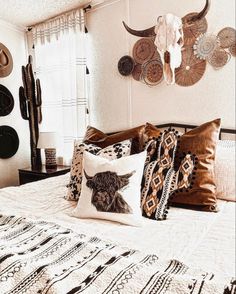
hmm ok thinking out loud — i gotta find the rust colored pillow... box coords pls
[83,125,145,154]
[143,119,221,211]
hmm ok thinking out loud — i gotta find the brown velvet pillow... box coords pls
[83,125,145,154]
[143,119,221,211]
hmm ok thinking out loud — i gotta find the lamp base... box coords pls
[45,148,57,169]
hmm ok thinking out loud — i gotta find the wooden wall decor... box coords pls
[19,55,42,169]
[118,0,236,87]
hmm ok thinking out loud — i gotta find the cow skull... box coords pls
[123,0,210,85]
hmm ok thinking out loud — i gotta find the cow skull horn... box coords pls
[122,21,156,38]
[185,0,210,24]
[120,170,136,179]
[84,170,93,180]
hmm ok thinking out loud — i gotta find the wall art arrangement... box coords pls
[19,55,43,169]
[118,0,236,87]
[0,42,19,159]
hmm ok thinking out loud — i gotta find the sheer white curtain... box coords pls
[32,9,88,163]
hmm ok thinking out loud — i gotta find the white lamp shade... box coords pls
[37,132,58,149]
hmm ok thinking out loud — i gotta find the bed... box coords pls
[0,123,235,294]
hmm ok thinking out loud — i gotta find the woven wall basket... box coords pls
[132,64,142,81]
[182,12,208,46]
[133,38,156,64]
[229,43,236,57]
[208,49,230,68]
[142,59,163,86]
[217,27,236,48]
[193,33,219,60]
[175,47,206,87]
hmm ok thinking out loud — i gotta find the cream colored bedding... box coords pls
[0,173,235,278]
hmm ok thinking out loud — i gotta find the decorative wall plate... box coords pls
[182,12,208,46]
[118,55,134,76]
[0,125,19,159]
[142,59,163,86]
[175,47,206,87]
[229,43,236,57]
[132,64,142,81]
[133,38,156,64]
[208,49,230,68]
[0,43,13,77]
[217,27,236,48]
[0,84,14,116]
[193,33,219,60]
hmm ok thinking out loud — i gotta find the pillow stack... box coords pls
[143,119,221,212]
[66,118,227,226]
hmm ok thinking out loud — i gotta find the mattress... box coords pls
[0,173,235,280]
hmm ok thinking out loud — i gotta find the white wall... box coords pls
[86,0,236,132]
[0,20,30,188]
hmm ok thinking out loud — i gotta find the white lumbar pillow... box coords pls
[73,150,147,226]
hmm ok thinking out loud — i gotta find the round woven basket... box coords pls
[132,64,142,81]
[229,43,236,57]
[193,33,219,60]
[175,47,206,87]
[208,49,230,68]
[142,59,163,86]
[118,55,134,76]
[217,27,236,48]
[182,12,208,46]
[133,38,156,64]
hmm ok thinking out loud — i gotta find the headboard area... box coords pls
[155,123,236,140]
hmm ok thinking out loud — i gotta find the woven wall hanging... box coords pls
[175,47,206,87]
[118,0,235,87]
[217,27,236,48]
[208,49,230,68]
[142,59,163,86]
[182,13,208,46]
[133,38,156,64]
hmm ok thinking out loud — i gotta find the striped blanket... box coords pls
[0,214,235,294]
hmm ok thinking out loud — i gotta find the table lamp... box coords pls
[37,132,58,169]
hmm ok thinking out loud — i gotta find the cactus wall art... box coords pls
[19,55,42,169]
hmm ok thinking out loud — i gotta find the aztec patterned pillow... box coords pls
[66,139,131,201]
[73,150,147,226]
[141,130,196,220]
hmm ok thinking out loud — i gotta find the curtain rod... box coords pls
[27,2,93,31]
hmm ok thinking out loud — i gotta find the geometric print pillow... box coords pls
[141,130,195,220]
[65,139,131,201]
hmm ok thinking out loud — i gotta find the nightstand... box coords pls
[18,165,71,185]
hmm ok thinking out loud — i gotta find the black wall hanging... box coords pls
[0,84,14,116]
[0,125,19,159]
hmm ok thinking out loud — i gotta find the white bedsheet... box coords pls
[0,173,235,278]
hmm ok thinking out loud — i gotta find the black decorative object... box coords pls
[118,55,134,76]
[0,125,19,159]
[0,84,14,116]
[19,55,42,169]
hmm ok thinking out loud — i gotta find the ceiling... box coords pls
[0,0,92,28]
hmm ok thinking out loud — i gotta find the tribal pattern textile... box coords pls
[141,130,196,220]
[0,214,235,294]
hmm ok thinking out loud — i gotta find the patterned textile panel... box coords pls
[0,214,235,294]
[141,130,196,220]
